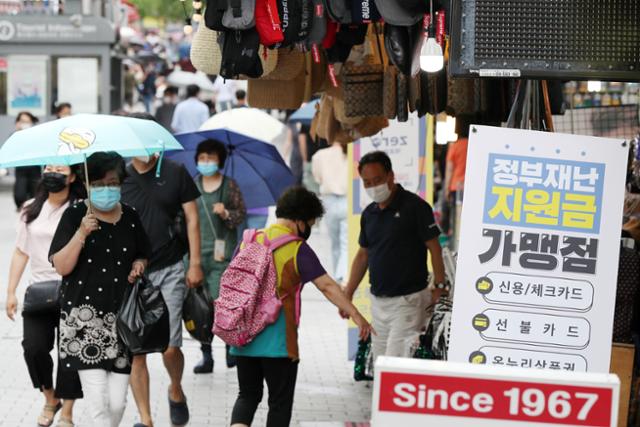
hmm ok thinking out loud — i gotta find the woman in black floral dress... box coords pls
[49,152,150,427]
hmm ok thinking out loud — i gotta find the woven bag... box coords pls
[342,62,383,117]
[304,53,314,102]
[383,65,398,119]
[446,77,477,116]
[247,64,306,109]
[334,92,363,125]
[190,24,222,75]
[396,72,408,122]
[309,49,329,95]
[259,46,279,77]
[341,25,384,117]
[315,94,341,142]
[352,116,388,139]
[260,48,305,81]
[323,62,343,98]
[408,73,421,113]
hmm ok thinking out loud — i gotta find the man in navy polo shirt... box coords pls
[342,151,447,359]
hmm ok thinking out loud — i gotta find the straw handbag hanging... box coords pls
[190,23,223,75]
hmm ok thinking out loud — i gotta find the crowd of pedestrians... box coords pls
[3,88,446,427]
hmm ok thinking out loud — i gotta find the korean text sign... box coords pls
[449,126,628,373]
[372,357,620,427]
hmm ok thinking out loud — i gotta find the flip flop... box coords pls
[168,391,190,426]
[37,402,62,427]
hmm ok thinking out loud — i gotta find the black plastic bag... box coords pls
[117,276,170,355]
[182,285,214,344]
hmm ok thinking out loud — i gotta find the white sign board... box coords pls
[449,126,628,373]
[58,58,99,114]
[355,114,424,213]
[372,356,620,427]
[7,55,48,116]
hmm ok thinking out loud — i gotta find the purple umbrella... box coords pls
[167,128,294,209]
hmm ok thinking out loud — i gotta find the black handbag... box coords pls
[183,285,214,344]
[22,280,61,314]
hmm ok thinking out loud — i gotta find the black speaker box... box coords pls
[449,0,640,81]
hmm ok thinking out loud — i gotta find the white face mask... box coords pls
[366,183,392,204]
[17,122,32,131]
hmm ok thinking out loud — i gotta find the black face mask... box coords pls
[41,172,68,193]
[297,221,312,240]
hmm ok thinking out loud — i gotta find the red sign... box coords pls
[0,57,7,71]
[379,372,613,426]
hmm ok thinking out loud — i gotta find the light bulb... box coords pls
[192,1,202,8]
[192,13,202,22]
[420,37,444,73]
[183,24,193,35]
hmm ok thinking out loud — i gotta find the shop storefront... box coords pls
[0,12,116,142]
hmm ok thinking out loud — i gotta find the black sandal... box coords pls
[168,391,189,426]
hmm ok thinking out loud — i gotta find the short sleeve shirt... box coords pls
[359,185,440,297]
[49,202,151,373]
[121,159,200,271]
[16,199,69,284]
[231,224,326,360]
[446,138,469,192]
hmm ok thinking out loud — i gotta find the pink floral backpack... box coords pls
[213,229,302,347]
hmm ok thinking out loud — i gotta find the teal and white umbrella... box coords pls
[0,113,183,168]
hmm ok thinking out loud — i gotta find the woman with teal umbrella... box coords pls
[49,152,151,427]
[0,116,183,426]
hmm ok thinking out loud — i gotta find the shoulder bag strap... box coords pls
[194,177,219,240]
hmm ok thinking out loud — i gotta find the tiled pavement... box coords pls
[0,192,373,426]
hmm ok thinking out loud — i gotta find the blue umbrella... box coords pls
[288,99,319,125]
[168,128,294,209]
[0,114,183,168]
